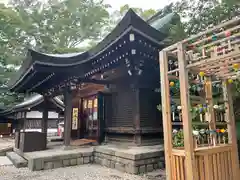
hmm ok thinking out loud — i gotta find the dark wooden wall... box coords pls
[139,88,161,128]
[104,74,163,146]
[139,88,163,145]
[105,77,137,144]
[108,84,136,128]
[24,119,60,129]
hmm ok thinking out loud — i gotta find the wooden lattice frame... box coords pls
[160,17,240,180]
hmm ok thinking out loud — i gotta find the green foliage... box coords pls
[173,129,184,147]
[0,0,111,106]
[118,4,157,20]
[0,0,239,108]
[107,4,157,32]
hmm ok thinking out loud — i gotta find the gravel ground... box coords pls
[0,164,162,180]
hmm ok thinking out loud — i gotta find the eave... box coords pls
[0,94,64,117]
[9,9,175,94]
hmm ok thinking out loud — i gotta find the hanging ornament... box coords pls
[203,104,208,112]
[199,71,205,77]
[225,31,231,37]
[177,106,182,110]
[170,81,175,87]
[233,63,239,71]
[188,44,195,50]
[173,129,178,134]
[199,71,205,82]
[212,35,218,41]
[171,105,176,121]
[177,106,182,122]
[213,105,219,109]
[220,129,226,133]
[193,130,200,136]
[228,79,233,84]
[199,129,205,135]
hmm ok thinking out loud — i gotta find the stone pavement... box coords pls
[0,138,14,156]
[0,156,12,166]
[0,138,14,149]
[0,164,164,180]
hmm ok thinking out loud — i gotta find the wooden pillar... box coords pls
[159,50,173,180]
[205,77,217,145]
[223,80,239,178]
[177,43,196,180]
[20,112,27,132]
[14,113,20,149]
[15,113,20,133]
[77,98,84,139]
[64,88,72,146]
[41,97,48,134]
[134,88,141,145]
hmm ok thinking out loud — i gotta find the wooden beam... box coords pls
[77,78,113,85]
[222,80,239,179]
[177,43,196,180]
[182,18,240,47]
[159,50,173,180]
[187,50,240,69]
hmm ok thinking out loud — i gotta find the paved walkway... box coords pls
[0,164,160,180]
[0,156,12,166]
[0,138,14,149]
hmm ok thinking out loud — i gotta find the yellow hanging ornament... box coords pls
[169,81,175,87]
[199,71,205,77]
[228,79,233,84]
[233,63,239,71]
[220,129,225,133]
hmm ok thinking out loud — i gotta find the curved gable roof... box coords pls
[9,9,166,91]
[0,94,64,116]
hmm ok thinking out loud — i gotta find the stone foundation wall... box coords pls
[21,145,165,174]
[94,146,165,174]
[27,151,93,171]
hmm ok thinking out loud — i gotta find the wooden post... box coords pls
[159,50,172,180]
[205,77,217,146]
[42,97,48,146]
[41,97,48,134]
[177,43,196,180]
[64,88,72,146]
[223,80,239,179]
[23,112,27,132]
[134,87,141,145]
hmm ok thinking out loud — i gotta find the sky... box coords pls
[104,0,178,11]
[0,0,178,11]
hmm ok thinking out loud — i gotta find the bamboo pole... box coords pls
[222,80,239,179]
[159,50,173,180]
[177,43,196,180]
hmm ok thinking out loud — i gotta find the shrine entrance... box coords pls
[70,83,110,145]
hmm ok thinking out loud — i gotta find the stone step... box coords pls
[144,169,166,180]
[0,146,13,156]
[6,152,28,168]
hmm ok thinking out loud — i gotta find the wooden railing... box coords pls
[172,149,185,180]
[171,145,235,180]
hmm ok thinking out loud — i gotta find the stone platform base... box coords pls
[94,145,165,174]
[16,146,94,171]
[6,151,27,168]
[13,144,165,174]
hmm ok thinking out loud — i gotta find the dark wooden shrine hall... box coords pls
[8,9,178,148]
